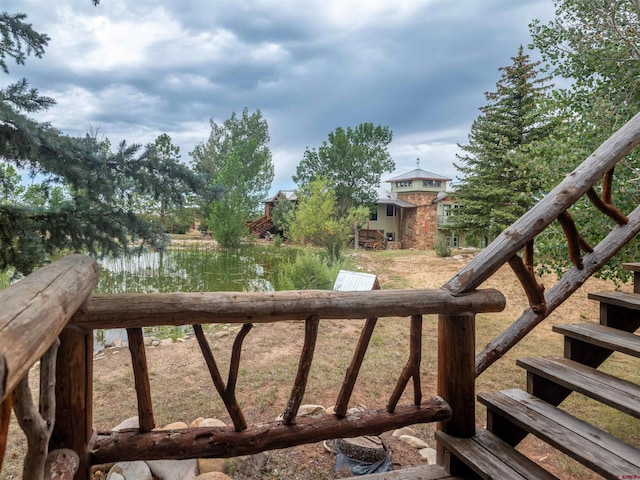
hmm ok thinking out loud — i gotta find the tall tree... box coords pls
[293,123,394,217]
[529,0,640,280]
[452,46,555,240]
[191,108,274,247]
[0,10,200,275]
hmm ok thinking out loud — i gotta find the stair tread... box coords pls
[517,355,640,418]
[588,291,640,311]
[553,322,640,357]
[479,389,640,478]
[436,429,558,480]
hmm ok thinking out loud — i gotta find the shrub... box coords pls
[435,237,452,257]
[272,252,334,290]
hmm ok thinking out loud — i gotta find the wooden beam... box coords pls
[90,398,452,463]
[73,288,505,329]
[476,203,640,376]
[0,255,99,402]
[388,315,423,412]
[444,111,640,295]
[283,315,319,425]
[126,328,155,432]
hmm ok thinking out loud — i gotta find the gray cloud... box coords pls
[3,0,555,192]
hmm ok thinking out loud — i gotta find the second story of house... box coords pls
[387,168,452,195]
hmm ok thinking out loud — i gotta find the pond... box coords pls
[94,243,296,350]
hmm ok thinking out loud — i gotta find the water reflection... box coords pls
[94,245,282,350]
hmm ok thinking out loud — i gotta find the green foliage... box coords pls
[271,252,335,290]
[0,12,201,274]
[452,46,555,239]
[293,123,394,216]
[528,0,640,281]
[191,108,274,247]
[271,193,296,237]
[435,236,452,257]
[288,178,368,262]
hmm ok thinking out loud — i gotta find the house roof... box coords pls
[375,188,417,208]
[263,190,297,203]
[386,168,452,182]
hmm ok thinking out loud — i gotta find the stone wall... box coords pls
[397,192,438,250]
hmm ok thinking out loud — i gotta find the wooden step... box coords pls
[435,429,558,480]
[479,389,640,479]
[588,291,640,312]
[553,322,640,358]
[517,356,640,418]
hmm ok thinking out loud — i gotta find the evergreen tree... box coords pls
[0,10,200,275]
[452,45,554,239]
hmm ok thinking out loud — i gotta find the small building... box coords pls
[364,168,465,250]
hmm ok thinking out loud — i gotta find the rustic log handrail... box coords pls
[71,288,506,328]
[444,111,640,296]
[0,254,99,402]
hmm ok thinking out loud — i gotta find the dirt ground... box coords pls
[4,247,634,479]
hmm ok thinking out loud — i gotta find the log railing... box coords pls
[0,256,506,479]
[73,288,504,469]
[442,111,640,376]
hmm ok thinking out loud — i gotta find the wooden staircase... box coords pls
[437,262,640,479]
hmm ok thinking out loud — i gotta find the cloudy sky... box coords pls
[4,0,555,195]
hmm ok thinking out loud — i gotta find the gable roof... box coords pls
[386,168,452,182]
[263,190,297,203]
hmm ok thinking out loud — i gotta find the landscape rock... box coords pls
[151,340,160,346]
[159,421,189,430]
[419,447,437,464]
[160,338,174,346]
[193,418,227,428]
[194,473,232,480]
[106,461,152,480]
[112,417,139,432]
[324,405,336,415]
[45,448,79,480]
[143,336,153,346]
[297,404,326,416]
[146,459,198,480]
[399,435,429,449]
[392,426,417,437]
[228,452,268,476]
[197,458,226,474]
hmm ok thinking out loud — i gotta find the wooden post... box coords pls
[437,312,475,469]
[50,327,93,480]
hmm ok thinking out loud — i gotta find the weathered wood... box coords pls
[438,313,475,438]
[479,389,640,477]
[588,290,640,311]
[226,323,252,427]
[554,322,640,358]
[126,328,155,432]
[444,111,640,295]
[14,339,59,480]
[507,254,546,313]
[557,210,593,269]
[90,397,452,463]
[388,315,422,413]
[0,393,11,474]
[283,315,319,425]
[586,185,629,225]
[73,288,505,329]
[193,324,249,431]
[476,203,640,375]
[436,429,558,480]
[50,327,93,480]
[519,356,640,418]
[622,262,640,293]
[335,317,378,418]
[0,254,99,402]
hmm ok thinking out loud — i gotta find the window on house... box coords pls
[370,209,378,221]
[423,179,441,188]
[396,180,412,188]
[386,204,394,216]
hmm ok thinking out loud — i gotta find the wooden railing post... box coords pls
[437,312,476,461]
[50,326,93,480]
